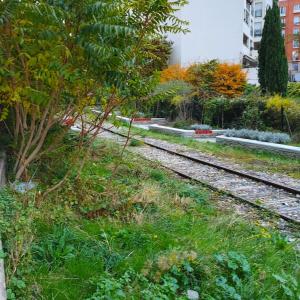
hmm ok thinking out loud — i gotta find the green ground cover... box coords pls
[122,126,300,179]
[1,139,299,299]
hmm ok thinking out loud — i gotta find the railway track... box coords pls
[98,126,300,226]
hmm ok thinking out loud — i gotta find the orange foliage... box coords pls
[185,61,219,99]
[160,64,187,83]
[212,64,246,98]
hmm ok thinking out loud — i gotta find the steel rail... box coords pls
[98,126,300,226]
[102,126,300,196]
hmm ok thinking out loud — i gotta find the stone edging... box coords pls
[117,116,166,125]
[0,152,7,300]
[149,124,226,138]
[216,136,300,158]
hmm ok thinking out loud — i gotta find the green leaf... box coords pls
[0,250,6,259]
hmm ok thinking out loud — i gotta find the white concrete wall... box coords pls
[243,67,259,85]
[169,0,248,66]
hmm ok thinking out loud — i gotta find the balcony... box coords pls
[244,10,250,25]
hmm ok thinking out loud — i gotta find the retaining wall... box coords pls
[149,125,226,138]
[149,124,195,137]
[216,136,300,158]
[116,116,166,125]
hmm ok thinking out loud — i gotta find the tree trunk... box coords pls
[15,122,51,180]
[281,106,284,131]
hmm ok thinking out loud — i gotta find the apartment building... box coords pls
[169,0,272,84]
[279,0,300,81]
[253,0,273,57]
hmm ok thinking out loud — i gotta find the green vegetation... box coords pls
[129,138,144,147]
[1,2,300,299]
[258,1,288,95]
[149,74,300,139]
[1,138,299,299]
[0,0,186,180]
[224,129,291,144]
[121,126,300,179]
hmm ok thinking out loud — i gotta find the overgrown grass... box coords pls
[1,139,300,299]
[122,125,300,179]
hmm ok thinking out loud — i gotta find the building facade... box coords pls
[279,0,300,81]
[168,0,272,84]
[253,0,273,57]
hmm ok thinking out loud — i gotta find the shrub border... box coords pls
[216,136,300,158]
[0,152,7,300]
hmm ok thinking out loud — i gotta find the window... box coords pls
[254,22,262,37]
[294,16,300,25]
[293,40,300,48]
[243,34,249,48]
[255,2,263,17]
[280,6,286,16]
[292,50,299,61]
[281,18,286,27]
[294,28,300,36]
[282,30,285,37]
[254,42,260,50]
[294,4,300,13]
[292,63,299,71]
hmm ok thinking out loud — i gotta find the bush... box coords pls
[152,80,194,120]
[141,38,172,77]
[240,106,265,130]
[212,64,247,98]
[225,129,291,144]
[292,132,300,143]
[243,84,261,96]
[87,256,202,300]
[186,60,218,99]
[287,82,300,98]
[129,139,144,147]
[142,250,202,292]
[173,120,194,129]
[215,251,251,300]
[185,61,246,99]
[160,65,187,83]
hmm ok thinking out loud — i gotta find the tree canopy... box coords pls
[258,1,288,95]
[0,0,187,180]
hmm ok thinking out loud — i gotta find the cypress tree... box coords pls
[258,6,271,92]
[258,0,288,96]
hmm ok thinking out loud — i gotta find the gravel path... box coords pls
[141,137,300,191]
[99,129,300,224]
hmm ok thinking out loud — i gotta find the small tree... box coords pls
[152,80,194,120]
[212,64,246,98]
[160,64,188,83]
[258,1,288,130]
[258,1,288,95]
[0,0,187,181]
[141,39,173,77]
[258,6,271,92]
[186,60,219,99]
